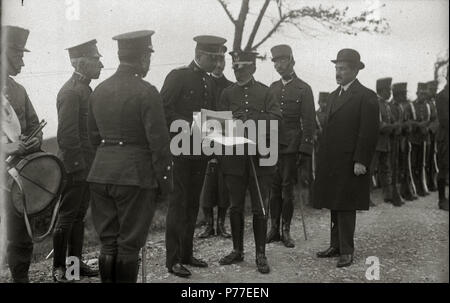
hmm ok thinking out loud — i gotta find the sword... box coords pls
[249,155,266,218]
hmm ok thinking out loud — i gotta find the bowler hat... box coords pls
[331,48,364,70]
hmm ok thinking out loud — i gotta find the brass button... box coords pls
[163,176,167,180]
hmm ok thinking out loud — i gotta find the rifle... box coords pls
[5,119,46,165]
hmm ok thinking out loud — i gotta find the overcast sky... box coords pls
[2,0,449,138]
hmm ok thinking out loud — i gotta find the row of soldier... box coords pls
[1,25,448,284]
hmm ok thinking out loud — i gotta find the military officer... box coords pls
[198,45,232,239]
[410,83,431,197]
[391,83,418,201]
[388,81,406,206]
[87,30,173,283]
[217,50,281,274]
[266,44,315,248]
[1,26,42,283]
[435,73,449,211]
[52,39,103,282]
[162,35,226,278]
[371,78,395,204]
[425,80,439,192]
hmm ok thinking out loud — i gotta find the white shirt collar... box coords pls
[341,78,357,92]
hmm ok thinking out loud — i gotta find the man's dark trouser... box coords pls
[5,191,33,283]
[269,153,297,229]
[165,157,207,269]
[224,158,272,256]
[201,161,230,208]
[53,178,90,268]
[411,142,428,195]
[90,183,157,283]
[330,210,356,255]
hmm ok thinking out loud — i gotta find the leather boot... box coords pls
[98,254,116,283]
[219,212,244,265]
[217,207,231,238]
[383,185,393,203]
[115,256,139,283]
[198,207,215,238]
[281,220,295,248]
[266,218,280,243]
[391,184,404,206]
[68,221,99,277]
[52,227,71,282]
[438,179,449,211]
[253,216,270,274]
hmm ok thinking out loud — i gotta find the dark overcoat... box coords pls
[313,79,379,211]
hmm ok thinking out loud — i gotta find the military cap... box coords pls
[417,82,428,93]
[376,77,393,92]
[112,30,155,56]
[2,25,30,52]
[331,48,364,70]
[229,50,258,69]
[318,92,330,103]
[194,35,227,55]
[66,39,101,59]
[270,44,293,62]
[392,82,407,92]
[426,80,438,89]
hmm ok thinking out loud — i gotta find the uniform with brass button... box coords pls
[162,35,226,278]
[1,26,43,283]
[370,78,396,204]
[425,80,439,192]
[410,82,432,197]
[87,30,173,283]
[217,50,281,274]
[391,82,418,201]
[52,39,103,282]
[266,44,315,248]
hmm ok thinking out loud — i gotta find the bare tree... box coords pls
[216,0,390,52]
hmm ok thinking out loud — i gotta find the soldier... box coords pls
[391,83,418,201]
[435,73,449,211]
[371,78,395,204]
[162,35,226,278]
[1,26,42,283]
[198,45,232,239]
[314,49,379,268]
[410,83,431,197]
[425,80,439,192]
[266,44,315,248]
[87,30,173,283]
[52,39,103,282]
[315,92,330,145]
[388,82,406,206]
[217,50,281,274]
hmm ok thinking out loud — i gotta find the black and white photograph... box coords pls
[0,0,448,291]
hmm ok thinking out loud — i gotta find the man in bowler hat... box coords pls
[314,49,379,268]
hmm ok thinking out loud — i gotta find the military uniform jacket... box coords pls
[211,74,233,107]
[268,74,315,155]
[56,73,95,179]
[87,64,172,189]
[376,97,394,152]
[3,77,42,142]
[217,78,281,176]
[410,99,431,145]
[436,85,449,145]
[427,98,439,135]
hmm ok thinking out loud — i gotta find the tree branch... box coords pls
[244,0,271,51]
[216,0,236,24]
[233,0,250,50]
[251,16,287,50]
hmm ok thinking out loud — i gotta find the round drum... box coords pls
[10,152,65,216]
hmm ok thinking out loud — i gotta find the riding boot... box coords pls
[198,207,215,238]
[382,185,393,203]
[52,227,70,282]
[229,211,243,252]
[253,216,270,274]
[266,217,280,243]
[391,184,404,206]
[281,220,295,248]
[68,221,98,276]
[98,253,116,283]
[115,256,139,283]
[217,207,231,238]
